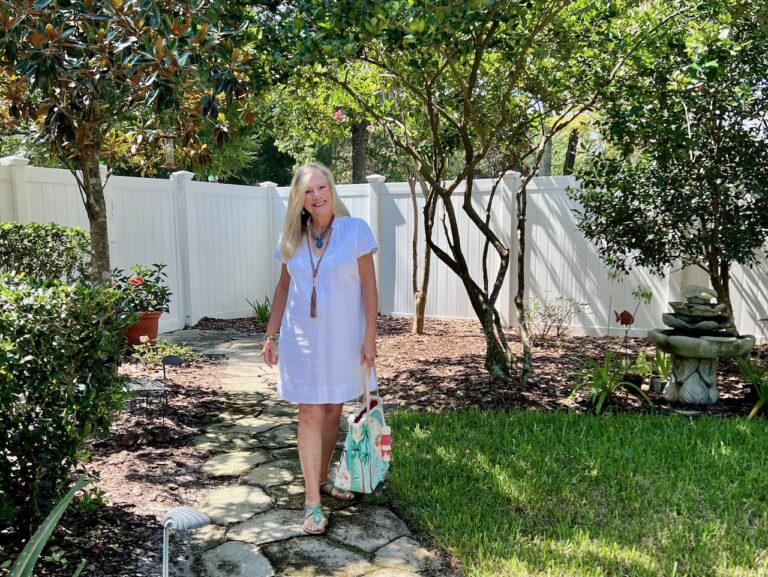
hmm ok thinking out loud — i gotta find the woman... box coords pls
[262,163,378,535]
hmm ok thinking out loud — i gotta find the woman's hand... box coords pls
[360,335,377,368]
[262,339,279,367]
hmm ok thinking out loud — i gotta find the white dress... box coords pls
[274,216,378,404]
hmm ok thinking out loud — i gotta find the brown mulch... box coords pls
[1,316,763,576]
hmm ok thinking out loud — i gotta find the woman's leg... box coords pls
[321,402,344,477]
[319,403,354,501]
[298,403,326,532]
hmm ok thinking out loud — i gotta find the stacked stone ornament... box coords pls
[647,285,755,405]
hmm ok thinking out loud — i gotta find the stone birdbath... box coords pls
[647,285,756,405]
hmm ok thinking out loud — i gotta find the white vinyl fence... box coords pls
[1,155,766,342]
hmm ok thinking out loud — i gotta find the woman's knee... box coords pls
[298,403,326,426]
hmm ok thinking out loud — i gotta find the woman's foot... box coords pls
[320,481,355,502]
[303,504,328,535]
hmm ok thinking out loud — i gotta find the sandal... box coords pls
[303,504,327,535]
[320,480,355,502]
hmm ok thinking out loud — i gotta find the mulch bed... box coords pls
[1,316,763,576]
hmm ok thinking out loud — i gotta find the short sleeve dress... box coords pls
[274,216,378,404]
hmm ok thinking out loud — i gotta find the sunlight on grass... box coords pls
[388,410,768,577]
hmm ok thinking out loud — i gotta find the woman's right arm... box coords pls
[262,264,290,367]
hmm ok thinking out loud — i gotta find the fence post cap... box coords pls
[170,170,195,180]
[0,155,30,166]
[366,174,387,184]
[259,181,278,188]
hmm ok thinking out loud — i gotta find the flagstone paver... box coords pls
[262,538,375,577]
[227,508,306,544]
[198,542,275,577]
[201,485,273,525]
[161,330,456,577]
[373,537,443,573]
[201,449,271,476]
[326,507,411,553]
[241,460,298,487]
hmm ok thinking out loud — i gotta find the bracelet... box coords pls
[264,334,278,342]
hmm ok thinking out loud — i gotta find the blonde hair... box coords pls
[279,163,350,261]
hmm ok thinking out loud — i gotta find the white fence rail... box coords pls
[1,156,765,342]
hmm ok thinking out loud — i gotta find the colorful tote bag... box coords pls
[334,369,392,494]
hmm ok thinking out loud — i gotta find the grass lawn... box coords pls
[387,409,768,577]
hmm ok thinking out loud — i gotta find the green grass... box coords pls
[387,410,768,577]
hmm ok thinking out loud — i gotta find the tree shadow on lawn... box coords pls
[393,411,768,577]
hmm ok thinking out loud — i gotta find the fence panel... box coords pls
[0,165,12,221]
[108,175,184,332]
[26,167,89,227]
[2,158,765,342]
[185,181,273,323]
[524,176,671,337]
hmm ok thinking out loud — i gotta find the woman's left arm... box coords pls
[358,252,378,367]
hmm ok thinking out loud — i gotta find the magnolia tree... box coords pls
[573,0,768,333]
[0,0,256,282]
[258,0,679,380]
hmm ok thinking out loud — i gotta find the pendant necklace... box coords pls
[307,218,333,249]
[306,226,333,319]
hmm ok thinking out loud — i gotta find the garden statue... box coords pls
[647,285,756,405]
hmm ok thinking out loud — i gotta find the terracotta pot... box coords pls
[124,311,162,346]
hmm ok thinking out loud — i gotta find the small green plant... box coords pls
[633,350,653,378]
[569,351,653,414]
[736,355,768,419]
[522,295,589,342]
[246,295,272,324]
[131,339,200,368]
[75,487,109,514]
[650,349,672,378]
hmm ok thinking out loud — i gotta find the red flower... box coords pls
[128,277,144,287]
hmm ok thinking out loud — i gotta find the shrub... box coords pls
[0,222,90,281]
[522,295,589,342]
[0,275,134,535]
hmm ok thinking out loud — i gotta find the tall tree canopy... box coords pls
[573,0,768,332]
[0,0,257,282]
[257,0,680,379]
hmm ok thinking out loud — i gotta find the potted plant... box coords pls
[649,349,672,393]
[112,264,172,346]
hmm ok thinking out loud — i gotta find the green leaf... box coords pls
[9,476,89,577]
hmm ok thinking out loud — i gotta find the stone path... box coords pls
[163,330,456,577]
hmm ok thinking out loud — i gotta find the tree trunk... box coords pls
[422,183,515,381]
[515,180,532,386]
[539,138,552,176]
[409,172,431,334]
[81,154,111,284]
[350,121,370,184]
[563,129,579,175]
[709,260,738,336]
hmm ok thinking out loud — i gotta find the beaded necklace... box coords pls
[307,219,333,248]
[306,222,333,319]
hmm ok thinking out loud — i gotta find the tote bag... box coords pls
[334,368,392,494]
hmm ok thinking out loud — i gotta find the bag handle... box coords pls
[363,365,373,425]
[362,365,388,429]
